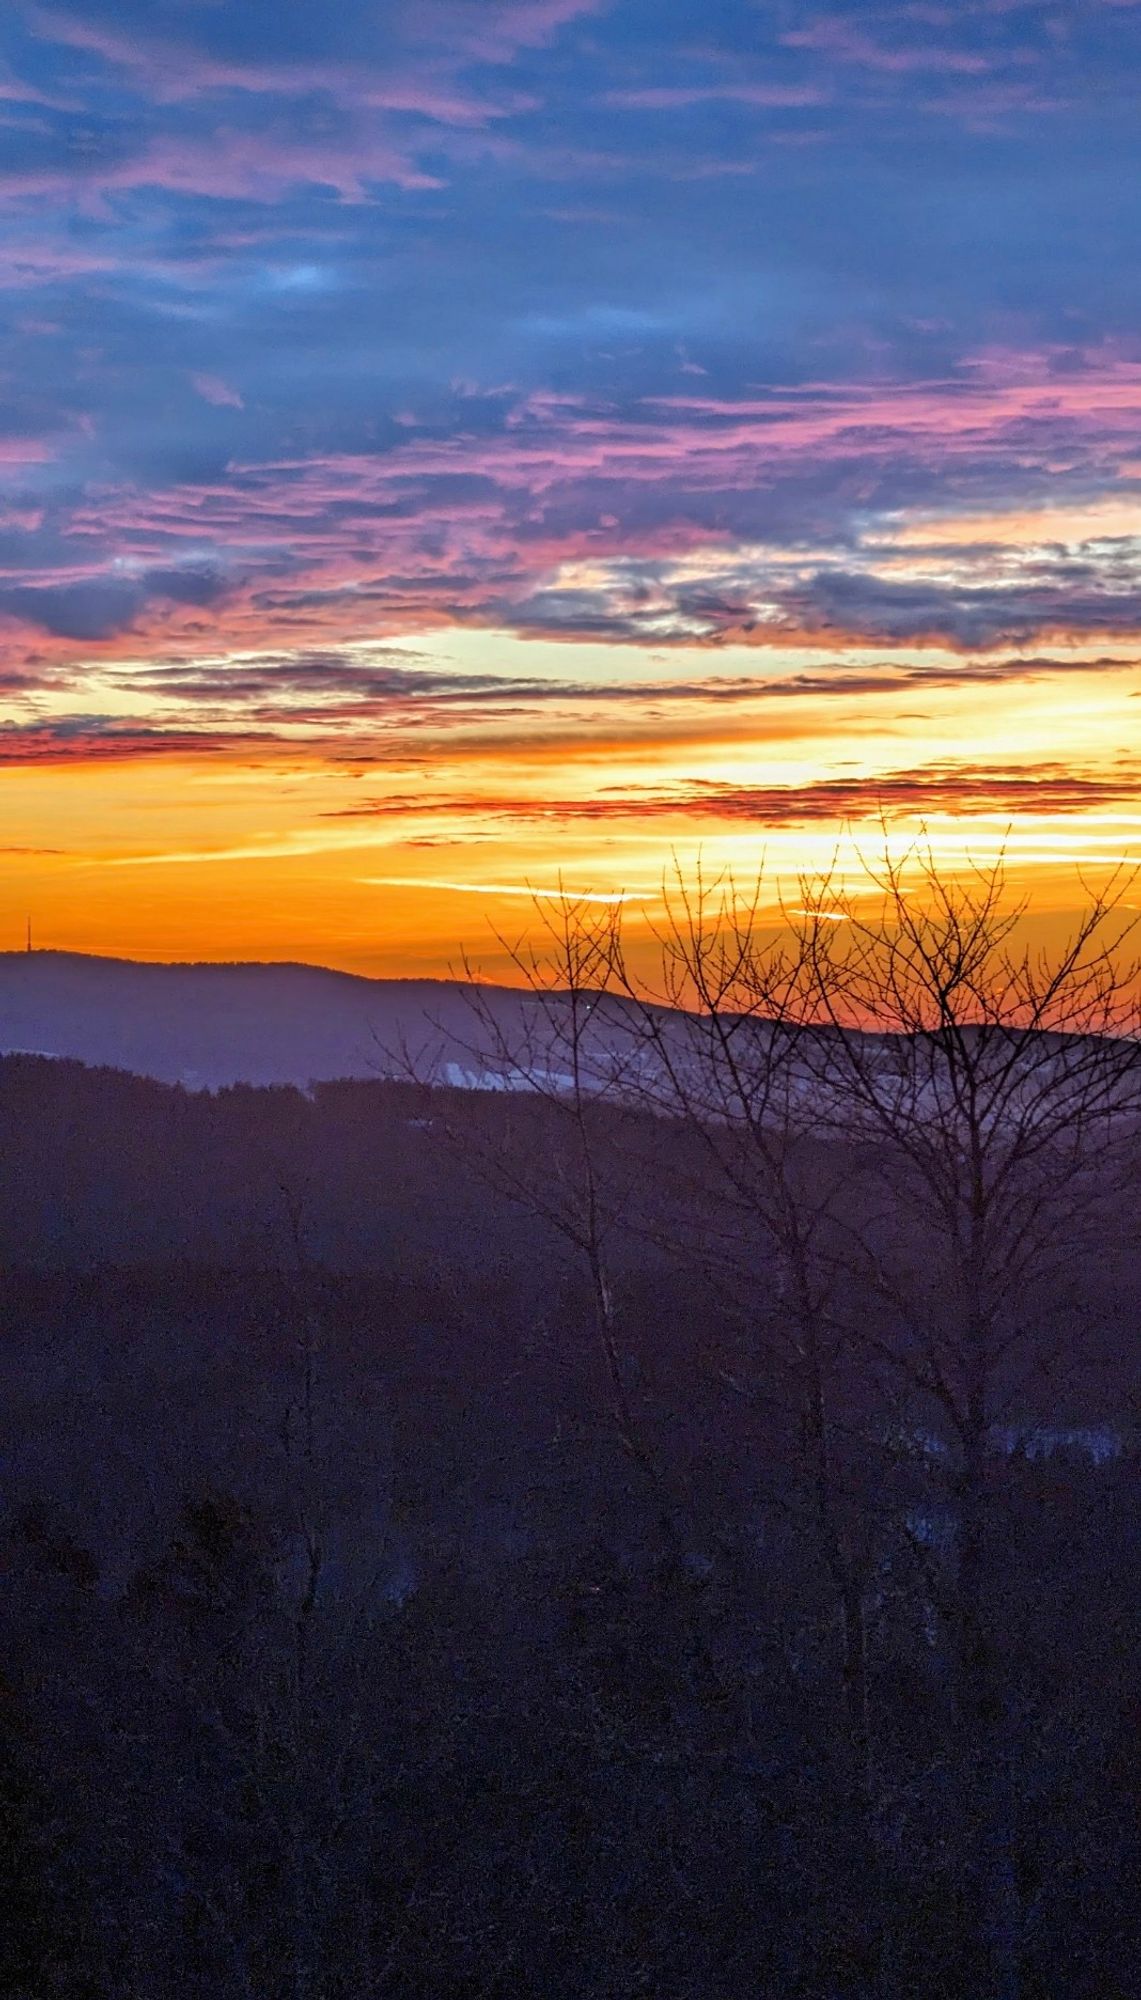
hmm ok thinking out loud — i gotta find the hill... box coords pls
[0,950,558,1090]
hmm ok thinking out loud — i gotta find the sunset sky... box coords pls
[1,0,1140,974]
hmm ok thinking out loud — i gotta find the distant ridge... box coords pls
[0,950,542,1090]
[5,950,1124,1114]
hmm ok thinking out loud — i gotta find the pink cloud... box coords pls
[428,0,606,59]
[191,374,244,411]
[0,126,444,203]
[0,438,53,464]
[26,2,586,117]
[782,17,994,74]
[605,83,827,110]
[5,342,1141,667]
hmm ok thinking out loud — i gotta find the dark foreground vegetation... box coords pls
[2,863,1140,1998]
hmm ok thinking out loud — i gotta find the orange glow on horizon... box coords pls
[2,622,1139,979]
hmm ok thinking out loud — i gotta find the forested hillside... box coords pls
[1,1042,1138,1998]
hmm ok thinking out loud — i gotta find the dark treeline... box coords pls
[3,860,1141,1998]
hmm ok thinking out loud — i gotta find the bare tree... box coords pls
[790,840,1141,2000]
[434,867,885,1803]
[412,890,743,1756]
[416,890,654,1473]
[606,861,883,1805]
[405,846,1140,1997]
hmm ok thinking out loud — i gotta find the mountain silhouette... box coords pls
[0,950,561,1090]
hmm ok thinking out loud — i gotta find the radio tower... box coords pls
[25,915,32,954]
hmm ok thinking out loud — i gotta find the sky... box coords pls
[1,0,1140,973]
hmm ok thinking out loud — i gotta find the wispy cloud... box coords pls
[4,346,1141,664]
[362,876,640,901]
[326,758,1141,831]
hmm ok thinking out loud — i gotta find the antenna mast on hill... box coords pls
[25,914,32,954]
